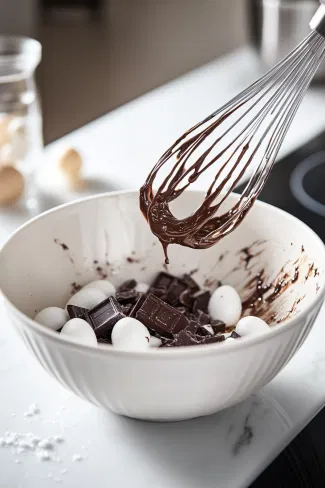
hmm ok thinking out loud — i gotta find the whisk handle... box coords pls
[310,4,325,38]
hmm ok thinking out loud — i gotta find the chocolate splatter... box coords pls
[96,266,108,279]
[240,247,315,323]
[54,239,69,251]
[54,239,74,264]
[71,282,82,294]
[241,247,254,269]
[127,257,139,264]
[189,268,198,276]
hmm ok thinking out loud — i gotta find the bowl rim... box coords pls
[1,189,325,359]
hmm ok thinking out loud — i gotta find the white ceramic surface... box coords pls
[0,190,324,421]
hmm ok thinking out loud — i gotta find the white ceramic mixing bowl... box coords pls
[0,190,324,421]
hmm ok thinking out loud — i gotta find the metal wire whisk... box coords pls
[140,5,325,253]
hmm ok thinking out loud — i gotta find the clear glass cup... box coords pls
[0,36,42,210]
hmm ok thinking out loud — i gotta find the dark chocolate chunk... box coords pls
[199,334,225,344]
[167,329,202,347]
[210,319,226,334]
[67,304,89,322]
[116,289,138,303]
[150,272,174,291]
[176,306,186,314]
[135,293,189,338]
[192,291,211,314]
[165,278,188,306]
[195,309,210,326]
[196,325,214,337]
[179,290,194,309]
[97,337,111,344]
[184,312,197,322]
[149,287,167,300]
[118,279,137,292]
[88,296,125,338]
[186,321,199,334]
[230,330,241,339]
[121,303,133,315]
[182,274,200,292]
[129,293,147,317]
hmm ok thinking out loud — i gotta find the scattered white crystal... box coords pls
[24,404,40,417]
[72,454,83,462]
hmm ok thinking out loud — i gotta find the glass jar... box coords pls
[0,36,42,209]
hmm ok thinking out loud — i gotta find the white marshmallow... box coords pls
[135,282,149,294]
[208,285,242,326]
[34,307,68,331]
[236,316,269,337]
[149,335,162,348]
[66,288,106,309]
[83,280,116,297]
[112,317,150,351]
[60,318,97,346]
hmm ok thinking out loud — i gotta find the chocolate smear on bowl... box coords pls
[95,266,108,279]
[54,239,69,251]
[127,257,139,264]
[54,238,74,264]
[71,282,82,294]
[238,240,266,270]
[240,247,316,324]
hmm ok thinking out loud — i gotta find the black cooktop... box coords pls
[258,132,325,241]
[243,131,325,487]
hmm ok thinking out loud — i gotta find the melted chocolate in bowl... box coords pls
[237,242,318,324]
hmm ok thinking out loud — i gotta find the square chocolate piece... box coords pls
[179,290,194,309]
[210,320,226,334]
[118,279,137,292]
[129,293,147,317]
[67,305,90,322]
[88,296,125,338]
[135,293,189,338]
[150,272,174,291]
[182,274,200,293]
[192,291,211,314]
[165,278,189,306]
[195,309,210,326]
[116,289,138,304]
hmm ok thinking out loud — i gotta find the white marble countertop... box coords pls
[1,47,325,488]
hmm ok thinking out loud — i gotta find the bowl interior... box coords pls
[0,191,324,327]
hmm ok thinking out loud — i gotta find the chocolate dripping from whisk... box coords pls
[139,104,257,264]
